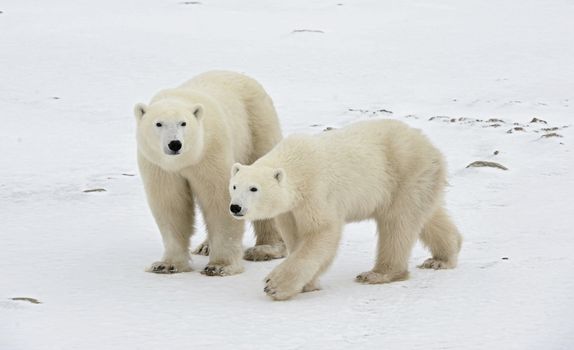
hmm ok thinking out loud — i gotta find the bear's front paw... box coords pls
[201,263,244,277]
[355,270,409,284]
[264,269,306,301]
[192,241,210,256]
[146,261,192,274]
[243,243,286,261]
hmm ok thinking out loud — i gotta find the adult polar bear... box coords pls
[135,71,286,276]
[229,119,462,300]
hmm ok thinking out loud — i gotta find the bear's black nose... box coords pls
[230,204,242,214]
[168,140,182,152]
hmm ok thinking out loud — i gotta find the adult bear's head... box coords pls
[134,99,204,172]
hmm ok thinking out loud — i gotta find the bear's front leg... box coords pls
[264,261,310,300]
[139,156,194,274]
[264,222,342,300]
[200,206,245,276]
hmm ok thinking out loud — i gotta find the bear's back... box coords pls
[180,70,267,104]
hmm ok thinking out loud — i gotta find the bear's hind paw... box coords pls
[192,241,210,256]
[244,243,286,261]
[146,261,191,274]
[302,280,321,293]
[417,258,456,270]
[355,270,409,284]
[201,263,244,277]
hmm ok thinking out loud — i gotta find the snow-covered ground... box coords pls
[1,0,573,349]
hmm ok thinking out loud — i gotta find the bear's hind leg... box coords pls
[192,240,210,256]
[244,219,286,261]
[356,208,420,284]
[418,207,462,269]
[242,85,285,263]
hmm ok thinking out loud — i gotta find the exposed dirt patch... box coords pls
[427,115,569,141]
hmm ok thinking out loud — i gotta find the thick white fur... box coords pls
[135,71,285,276]
[229,119,462,300]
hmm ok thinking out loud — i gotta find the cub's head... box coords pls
[229,163,293,221]
[134,100,204,171]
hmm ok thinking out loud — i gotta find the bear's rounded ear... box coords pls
[231,163,243,176]
[192,104,204,120]
[274,168,286,184]
[134,103,147,121]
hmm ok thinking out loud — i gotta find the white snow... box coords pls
[1,0,573,349]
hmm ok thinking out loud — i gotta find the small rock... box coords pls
[506,127,524,134]
[323,127,335,132]
[83,188,107,193]
[501,257,509,260]
[466,161,508,171]
[11,297,41,304]
[487,118,505,123]
[530,117,547,124]
[121,173,135,177]
[493,150,499,155]
[541,133,563,138]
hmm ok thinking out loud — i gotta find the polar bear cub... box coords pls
[229,119,462,300]
[135,71,286,276]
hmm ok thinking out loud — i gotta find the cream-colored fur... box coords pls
[135,71,285,276]
[229,119,462,300]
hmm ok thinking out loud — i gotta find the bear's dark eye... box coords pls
[250,187,258,192]
[233,185,236,190]
[156,122,162,127]
[181,122,186,127]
